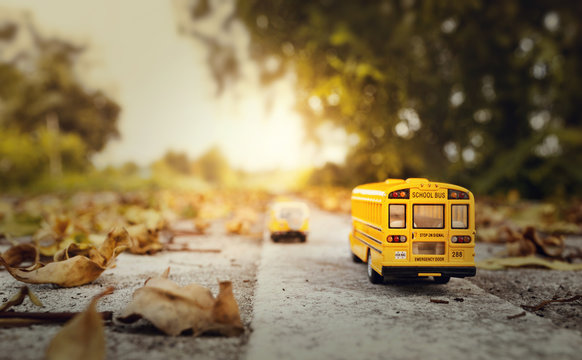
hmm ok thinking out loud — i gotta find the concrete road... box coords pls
[246,207,582,360]
[0,206,580,359]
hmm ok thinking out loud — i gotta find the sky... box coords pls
[0,0,349,171]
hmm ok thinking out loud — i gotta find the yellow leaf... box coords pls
[45,287,113,360]
[118,268,244,336]
[126,224,163,254]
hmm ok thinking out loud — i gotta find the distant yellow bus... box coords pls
[349,178,476,284]
[267,201,309,242]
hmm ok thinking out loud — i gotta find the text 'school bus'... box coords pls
[349,178,476,284]
[268,201,309,242]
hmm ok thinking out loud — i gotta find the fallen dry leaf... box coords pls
[225,207,258,235]
[194,218,210,234]
[0,227,131,287]
[127,224,163,255]
[505,226,565,258]
[0,286,43,312]
[45,287,113,360]
[477,255,582,271]
[1,243,39,267]
[506,227,537,257]
[117,268,244,337]
[0,286,44,327]
[522,226,564,257]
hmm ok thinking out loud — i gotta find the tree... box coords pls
[191,146,234,186]
[179,0,582,198]
[0,13,121,188]
[0,15,120,154]
[162,151,191,175]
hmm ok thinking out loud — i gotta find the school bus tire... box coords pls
[351,252,363,263]
[367,250,383,284]
[433,275,451,284]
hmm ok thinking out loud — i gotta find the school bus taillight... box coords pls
[389,190,409,199]
[448,189,469,199]
[387,235,407,243]
[451,235,471,243]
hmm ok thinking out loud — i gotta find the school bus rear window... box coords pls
[389,204,405,228]
[452,204,468,229]
[413,204,444,229]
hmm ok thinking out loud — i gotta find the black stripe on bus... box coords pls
[354,234,382,254]
[355,229,382,245]
[352,217,382,232]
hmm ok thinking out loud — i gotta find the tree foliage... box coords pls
[0,14,121,188]
[152,147,234,187]
[182,0,582,198]
[191,146,234,186]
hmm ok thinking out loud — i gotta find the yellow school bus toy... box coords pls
[349,178,476,284]
[267,201,309,242]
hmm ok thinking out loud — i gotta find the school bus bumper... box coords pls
[382,266,476,278]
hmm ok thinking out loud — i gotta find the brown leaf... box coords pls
[1,243,39,267]
[0,227,131,287]
[0,286,43,312]
[127,224,163,255]
[225,208,258,235]
[117,268,244,337]
[522,226,564,257]
[45,287,113,360]
[505,227,536,257]
[194,218,210,234]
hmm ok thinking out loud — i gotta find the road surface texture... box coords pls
[0,205,580,359]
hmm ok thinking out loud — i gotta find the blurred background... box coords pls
[1,0,581,199]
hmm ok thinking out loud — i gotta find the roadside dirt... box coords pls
[469,241,582,333]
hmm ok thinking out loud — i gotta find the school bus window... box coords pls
[413,204,444,229]
[452,204,468,229]
[389,204,405,228]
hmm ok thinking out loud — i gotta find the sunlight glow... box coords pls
[0,0,349,171]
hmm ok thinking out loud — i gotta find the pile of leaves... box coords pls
[301,187,351,214]
[476,200,582,270]
[476,199,582,243]
[225,207,259,235]
[0,268,243,358]
[0,189,272,287]
[478,226,582,270]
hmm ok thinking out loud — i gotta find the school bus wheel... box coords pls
[351,252,362,263]
[433,275,451,284]
[367,250,383,284]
